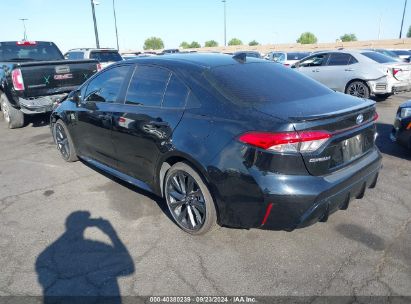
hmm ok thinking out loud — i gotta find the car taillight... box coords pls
[97,63,102,72]
[238,131,331,153]
[11,69,25,91]
[16,41,37,46]
[392,68,401,76]
[373,112,379,121]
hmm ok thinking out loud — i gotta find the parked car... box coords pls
[265,52,311,66]
[51,54,381,235]
[293,50,411,99]
[161,49,180,55]
[233,51,261,58]
[390,50,411,63]
[122,52,141,60]
[64,48,123,69]
[391,100,411,149]
[0,41,99,128]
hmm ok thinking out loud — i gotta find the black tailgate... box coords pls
[18,60,98,98]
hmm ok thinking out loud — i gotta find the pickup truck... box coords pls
[0,41,100,128]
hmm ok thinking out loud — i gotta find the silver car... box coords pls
[293,50,411,99]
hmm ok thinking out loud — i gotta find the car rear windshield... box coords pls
[287,52,310,60]
[361,52,397,63]
[0,41,64,61]
[90,51,123,63]
[204,62,332,105]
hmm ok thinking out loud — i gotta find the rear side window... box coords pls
[205,62,331,105]
[126,66,170,107]
[66,51,84,60]
[162,75,189,108]
[84,65,130,103]
[327,53,358,66]
[361,52,396,63]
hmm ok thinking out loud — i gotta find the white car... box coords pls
[265,52,311,67]
[293,50,411,99]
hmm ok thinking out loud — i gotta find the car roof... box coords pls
[122,53,265,69]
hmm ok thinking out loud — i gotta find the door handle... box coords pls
[312,69,320,72]
[345,68,354,72]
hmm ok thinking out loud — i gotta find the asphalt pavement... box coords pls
[0,93,410,300]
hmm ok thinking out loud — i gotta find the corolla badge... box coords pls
[356,114,364,125]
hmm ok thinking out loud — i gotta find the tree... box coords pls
[296,32,318,44]
[180,41,190,49]
[143,37,164,50]
[189,41,201,48]
[248,40,259,46]
[407,25,411,38]
[340,33,357,42]
[205,40,219,47]
[228,38,243,46]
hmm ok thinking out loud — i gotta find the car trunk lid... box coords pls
[17,60,99,98]
[256,93,377,176]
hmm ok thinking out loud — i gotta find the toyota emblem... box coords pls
[356,114,364,125]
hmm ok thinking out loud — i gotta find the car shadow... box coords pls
[80,160,174,224]
[25,113,50,128]
[335,223,385,251]
[376,122,411,160]
[35,211,135,303]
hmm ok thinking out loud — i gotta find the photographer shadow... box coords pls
[35,211,135,304]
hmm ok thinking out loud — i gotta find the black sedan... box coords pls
[51,53,382,235]
[391,100,411,149]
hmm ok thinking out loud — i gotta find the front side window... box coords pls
[84,65,130,103]
[125,66,170,107]
[299,54,328,67]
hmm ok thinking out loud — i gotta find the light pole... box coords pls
[19,18,28,41]
[90,0,100,48]
[399,0,408,38]
[222,0,227,46]
[113,0,119,50]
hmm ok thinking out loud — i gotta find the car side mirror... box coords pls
[69,90,81,105]
[293,62,300,68]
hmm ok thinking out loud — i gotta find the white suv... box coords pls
[64,48,123,69]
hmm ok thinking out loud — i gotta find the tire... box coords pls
[0,93,24,129]
[345,81,370,99]
[164,162,218,235]
[53,120,78,162]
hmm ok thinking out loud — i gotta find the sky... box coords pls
[1,0,410,53]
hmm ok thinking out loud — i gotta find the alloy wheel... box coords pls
[55,123,70,160]
[166,171,206,231]
[347,82,367,98]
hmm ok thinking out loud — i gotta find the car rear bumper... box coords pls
[18,94,67,114]
[215,148,382,231]
[392,84,411,94]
